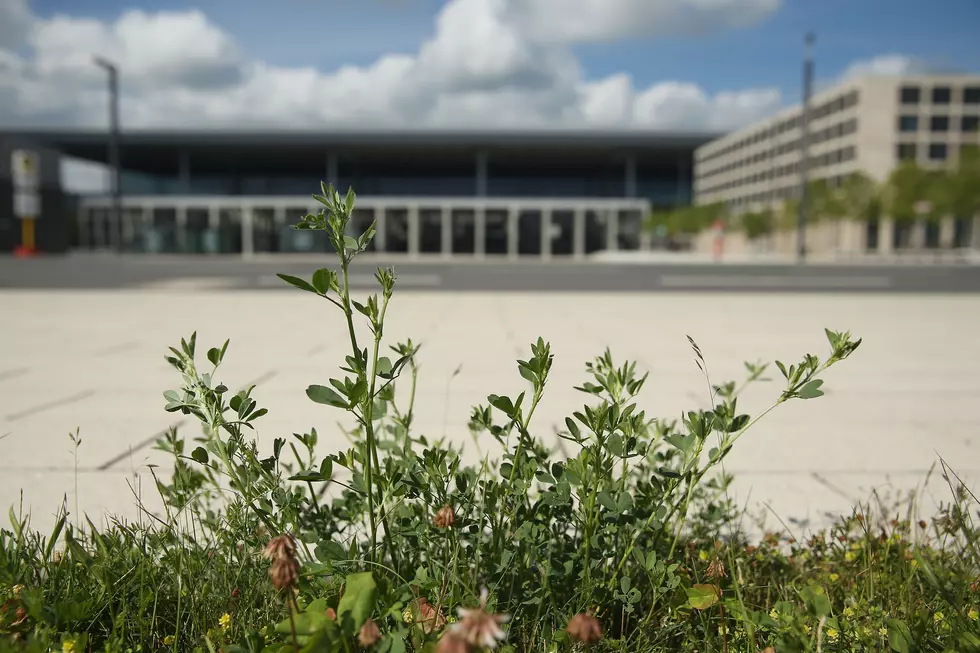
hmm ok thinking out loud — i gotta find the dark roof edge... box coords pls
[0,127,720,146]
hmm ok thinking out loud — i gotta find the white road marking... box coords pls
[659,275,892,289]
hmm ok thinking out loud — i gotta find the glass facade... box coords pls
[113,148,692,207]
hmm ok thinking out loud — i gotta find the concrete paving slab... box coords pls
[2,290,979,538]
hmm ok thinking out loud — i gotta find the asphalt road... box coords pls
[3,253,980,293]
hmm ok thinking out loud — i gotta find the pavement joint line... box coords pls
[94,341,140,357]
[246,370,278,387]
[0,367,29,382]
[96,420,186,471]
[6,390,97,422]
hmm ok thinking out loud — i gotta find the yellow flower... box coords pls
[844,552,856,562]
[62,639,78,653]
[803,624,812,635]
[829,573,839,583]
[769,608,779,620]
[163,635,176,646]
[933,611,944,623]
[403,606,414,624]
[12,584,24,598]
[968,608,978,621]
[879,626,888,637]
[219,613,232,633]
[698,550,709,561]
[826,627,839,642]
[843,606,856,618]
[910,559,918,569]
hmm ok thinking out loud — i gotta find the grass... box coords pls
[2,183,979,653]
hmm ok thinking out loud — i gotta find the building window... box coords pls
[840,146,856,162]
[965,87,980,104]
[962,116,980,133]
[930,115,950,132]
[932,86,952,104]
[898,115,918,132]
[843,90,860,108]
[900,86,920,104]
[928,143,948,161]
[897,143,917,160]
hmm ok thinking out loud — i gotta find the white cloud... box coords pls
[503,0,781,44]
[840,54,932,81]
[0,0,32,50]
[0,0,783,133]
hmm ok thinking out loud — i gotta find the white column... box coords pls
[475,207,486,258]
[207,205,218,255]
[374,207,387,252]
[121,206,135,251]
[242,205,254,258]
[605,209,619,252]
[573,208,586,260]
[441,206,453,258]
[507,206,519,260]
[175,206,188,253]
[78,206,90,250]
[911,220,926,250]
[879,218,895,254]
[540,207,551,260]
[939,216,955,249]
[408,204,420,258]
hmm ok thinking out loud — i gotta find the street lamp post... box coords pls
[93,56,121,252]
[797,32,815,263]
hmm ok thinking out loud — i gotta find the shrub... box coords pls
[3,183,979,653]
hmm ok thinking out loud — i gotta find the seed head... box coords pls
[264,535,299,591]
[264,534,297,563]
[358,619,381,647]
[434,504,456,529]
[707,557,727,580]
[451,589,509,649]
[566,612,603,645]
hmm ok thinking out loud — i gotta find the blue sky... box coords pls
[26,0,980,104]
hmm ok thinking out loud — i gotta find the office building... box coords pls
[1,129,711,257]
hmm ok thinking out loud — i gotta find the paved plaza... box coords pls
[1,287,979,537]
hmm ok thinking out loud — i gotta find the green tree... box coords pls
[738,210,774,240]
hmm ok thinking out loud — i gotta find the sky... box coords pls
[1,0,978,189]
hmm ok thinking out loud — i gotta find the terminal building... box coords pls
[692,74,980,254]
[0,129,712,257]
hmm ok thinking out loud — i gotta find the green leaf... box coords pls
[319,457,333,480]
[307,385,350,408]
[376,357,393,378]
[44,515,66,563]
[488,394,516,419]
[598,491,619,512]
[289,470,325,482]
[799,379,825,399]
[277,273,319,294]
[337,571,377,636]
[887,618,913,653]
[191,447,209,464]
[312,268,335,295]
[687,584,720,610]
[343,235,360,252]
[207,347,221,366]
